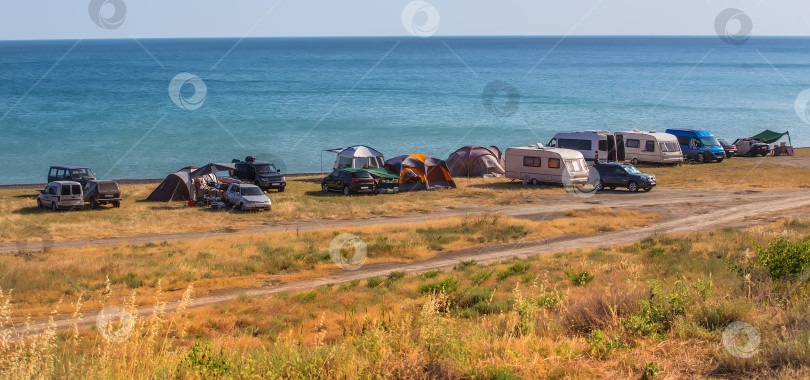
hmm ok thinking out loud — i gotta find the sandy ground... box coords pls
[12,187,810,337]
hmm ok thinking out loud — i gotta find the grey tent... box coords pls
[146,167,197,202]
[321,145,385,172]
[189,163,237,179]
[446,145,505,178]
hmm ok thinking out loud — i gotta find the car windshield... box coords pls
[70,169,94,179]
[241,187,264,196]
[254,164,277,174]
[699,136,720,147]
[624,166,642,174]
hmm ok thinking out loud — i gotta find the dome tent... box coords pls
[322,145,385,171]
[446,145,505,178]
[384,154,456,192]
[146,167,198,202]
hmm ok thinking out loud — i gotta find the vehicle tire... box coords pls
[631,158,640,165]
[643,188,652,192]
[594,180,604,192]
[530,178,538,186]
[343,186,351,196]
[760,152,768,157]
[716,158,724,163]
[322,184,329,193]
[37,199,42,209]
[51,202,58,212]
[278,187,285,192]
[697,154,705,163]
[628,181,639,192]
[239,203,247,212]
[112,201,120,208]
[90,198,99,209]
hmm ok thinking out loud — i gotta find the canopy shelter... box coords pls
[189,163,237,179]
[146,167,197,202]
[750,130,792,145]
[321,145,385,172]
[341,167,401,179]
[446,145,505,178]
[384,154,456,192]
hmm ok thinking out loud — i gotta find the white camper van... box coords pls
[614,131,683,165]
[505,145,590,185]
[547,131,617,163]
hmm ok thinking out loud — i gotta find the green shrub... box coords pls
[386,271,406,282]
[564,268,594,286]
[641,362,663,380]
[418,277,459,294]
[536,292,564,309]
[727,237,810,281]
[625,283,688,337]
[366,277,382,288]
[423,270,441,278]
[182,341,231,377]
[497,262,530,280]
[587,329,624,358]
[454,260,478,271]
[471,270,493,285]
[294,290,317,303]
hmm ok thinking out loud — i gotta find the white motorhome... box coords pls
[614,130,683,165]
[505,145,589,185]
[547,131,617,163]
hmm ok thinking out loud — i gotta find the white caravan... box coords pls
[505,145,590,185]
[547,131,617,163]
[614,130,683,165]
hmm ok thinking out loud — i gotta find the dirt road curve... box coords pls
[15,190,810,337]
[0,188,803,254]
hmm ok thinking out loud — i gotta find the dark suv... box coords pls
[591,163,656,192]
[48,165,97,186]
[230,157,287,192]
[84,180,122,208]
[321,169,377,196]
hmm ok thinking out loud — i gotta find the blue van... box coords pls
[664,129,725,163]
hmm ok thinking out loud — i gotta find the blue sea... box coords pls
[1,36,808,184]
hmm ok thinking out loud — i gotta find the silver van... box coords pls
[37,181,84,211]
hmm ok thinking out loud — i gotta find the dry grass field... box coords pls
[2,216,809,378]
[1,148,808,244]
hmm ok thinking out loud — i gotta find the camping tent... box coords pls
[146,167,197,202]
[146,163,234,202]
[384,154,456,192]
[322,145,385,171]
[750,130,792,145]
[446,145,505,178]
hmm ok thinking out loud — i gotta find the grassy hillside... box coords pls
[3,216,810,378]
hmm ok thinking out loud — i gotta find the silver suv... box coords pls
[37,181,84,211]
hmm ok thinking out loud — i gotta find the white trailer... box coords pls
[614,130,683,165]
[505,145,590,185]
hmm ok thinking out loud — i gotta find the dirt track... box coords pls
[13,188,810,337]
[0,188,803,254]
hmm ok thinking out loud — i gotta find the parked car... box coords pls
[84,180,122,208]
[48,165,97,186]
[504,145,590,185]
[717,139,737,158]
[230,156,287,192]
[614,130,683,165]
[665,129,725,163]
[591,163,656,192]
[321,169,377,195]
[224,183,272,211]
[37,181,84,211]
[547,131,617,163]
[734,138,771,157]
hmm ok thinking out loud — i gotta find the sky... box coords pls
[0,0,809,40]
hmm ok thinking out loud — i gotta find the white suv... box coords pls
[37,181,84,211]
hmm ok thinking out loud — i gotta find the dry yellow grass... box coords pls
[1,208,657,320]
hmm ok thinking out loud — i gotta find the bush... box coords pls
[587,329,624,358]
[727,237,810,281]
[471,270,493,285]
[564,268,594,286]
[294,290,317,303]
[454,260,477,271]
[418,278,459,294]
[366,277,382,288]
[497,262,530,280]
[625,283,688,337]
[423,270,441,279]
[386,271,406,283]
